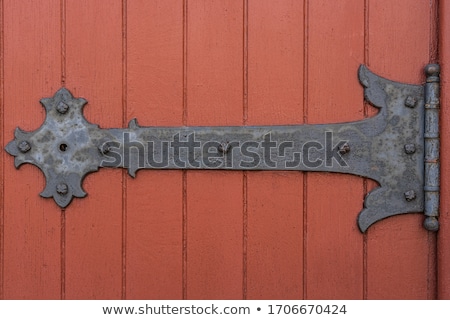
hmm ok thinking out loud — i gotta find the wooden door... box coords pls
[0,0,448,299]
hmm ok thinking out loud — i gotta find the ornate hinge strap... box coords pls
[423,64,440,231]
[4,65,439,233]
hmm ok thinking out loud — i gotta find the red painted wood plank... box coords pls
[246,0,304,299]
[305,0,365,299]
[0,0,438,301]
[2,0,62,299]
[126,0,183,299]
[367,217,430,299]
[0,0,3,300]
[438,0,450,300]
[186,0,243,299]
[64,0,123,299]
[366,0,432,299]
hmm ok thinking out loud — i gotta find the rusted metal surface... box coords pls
[5,65,437,232]
[423,64,440,231]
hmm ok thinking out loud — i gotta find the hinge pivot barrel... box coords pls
[423,64,440,231]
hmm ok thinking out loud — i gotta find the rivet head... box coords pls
[18,140,31,153]
[404,96,417,108]
[404,143,416,154]
[338,142,350,154]
[56,183,68,195]
[404,190,416,201]
[56,101,69,114]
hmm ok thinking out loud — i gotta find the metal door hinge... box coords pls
[5,64,440,233]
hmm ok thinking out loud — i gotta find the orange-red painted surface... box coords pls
[0,0,444,299]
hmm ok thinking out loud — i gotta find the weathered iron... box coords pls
[423,64,440,232]
[5,65,440,232]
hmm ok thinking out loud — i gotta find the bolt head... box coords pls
[338,142,350,155]
[404,143,416,154]
[56,101,69,114]
[404,190,416,201]
[18,140,31,153]
[404,96,417,108]
[56,183,68,195]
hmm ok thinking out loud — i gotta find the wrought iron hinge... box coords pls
[5,64,440,233]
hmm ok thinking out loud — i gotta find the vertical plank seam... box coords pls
[430,0,439,63]
[362,182,368,299]
[302,0,309,300]
[61,0,66,87]
[428,226,438,299]
[60,0,66,300]
[60,210,66,300]
[428,0,439,300]
[121,0,128,300]
[363,0,369,301]
[182,0,188,300]
[243,0,248,125]
[242,0,248,300]
[182,172,187,299]
[0,0,4,301]
[183,0,188,127]
[437,0,446,300]
[437,0,448,300]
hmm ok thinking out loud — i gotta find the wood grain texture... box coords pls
[64,0,123,299]
[438,0,450,300]
[2,0,62,299]
[305,0,365,299]
[366,0,432,299]
[126,0,183,299]
[0,0,441,300]
[246,0,304,299]
[186,0,244,299]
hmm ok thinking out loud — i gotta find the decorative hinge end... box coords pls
[4,87,103,208]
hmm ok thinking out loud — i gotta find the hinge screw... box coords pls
[404,144,416,154]
[18,141,31,153]
[56,183,68,195]
[404,190,416,201]
[338,142,350,154]
[404,96,417,108]
[56,101,69,114]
